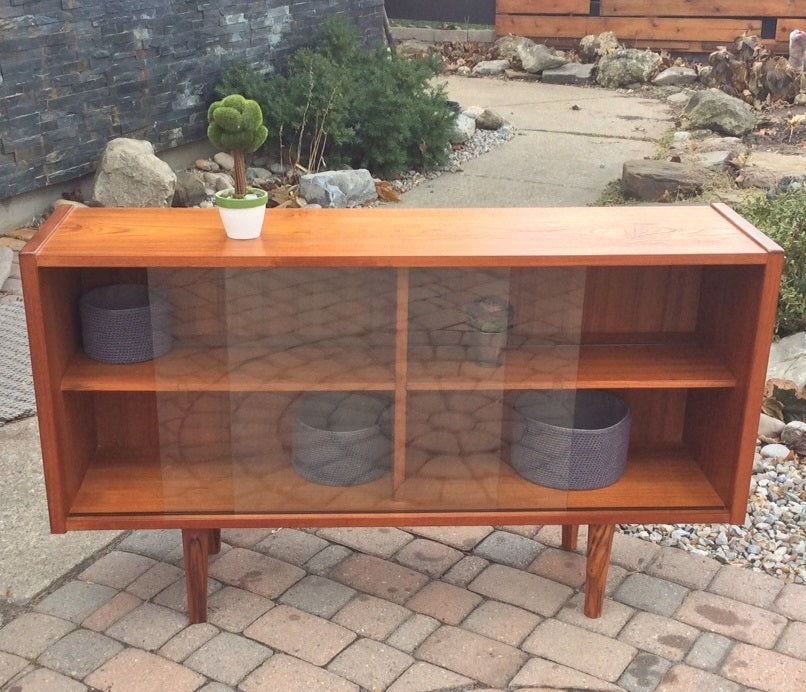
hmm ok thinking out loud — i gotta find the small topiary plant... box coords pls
[207,94,269,198]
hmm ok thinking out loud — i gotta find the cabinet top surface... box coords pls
[25,204,778,268]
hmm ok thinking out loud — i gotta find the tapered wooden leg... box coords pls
[182,528,215,624]
[561,525,579,551]
[584,524,615,619]
[207,528,222,555]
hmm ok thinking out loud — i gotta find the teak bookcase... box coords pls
[21,204,783,623]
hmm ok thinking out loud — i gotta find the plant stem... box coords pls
[233,150,247,197]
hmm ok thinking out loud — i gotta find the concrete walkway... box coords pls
[1,78,805,691]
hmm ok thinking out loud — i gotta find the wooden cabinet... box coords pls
[21,204,783,622]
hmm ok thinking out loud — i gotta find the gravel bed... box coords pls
[619,448,806,584]
[387,124,516,194]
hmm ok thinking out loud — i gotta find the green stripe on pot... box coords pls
[214,187,269,209]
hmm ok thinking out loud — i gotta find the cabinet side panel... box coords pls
[690,264,780,519]
[20,267,90,532]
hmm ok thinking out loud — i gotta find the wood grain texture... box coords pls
[29,206,769,268]
[562,525,579,551]
[600,0,805,17]
[182,529,214,624]
[585,524,615,618]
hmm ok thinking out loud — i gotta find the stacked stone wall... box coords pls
[0,0,384,198]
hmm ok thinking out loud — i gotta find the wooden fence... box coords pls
[496,1,806,54]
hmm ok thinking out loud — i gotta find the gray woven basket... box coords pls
[511,390,631,490]
[79,284,172,364]
[291,392,392,486]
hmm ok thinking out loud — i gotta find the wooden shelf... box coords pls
[68,445,725,519]
[407,344,736,390]
[62,342,396,392]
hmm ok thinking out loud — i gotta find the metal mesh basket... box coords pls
[291,392,392,486]
[79,284,172,364]
[510,390,631,490]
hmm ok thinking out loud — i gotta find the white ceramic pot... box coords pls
[214,187,269,240]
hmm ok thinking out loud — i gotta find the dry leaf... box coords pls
[375,181,401,203]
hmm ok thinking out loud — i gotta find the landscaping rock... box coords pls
[472,60,510,77]
[213,152,234,171]
[52,199,88,212]
[781,421,806,455]
[397,39,433,60]
[596,49,663,88]
[738,151,806,189]
[621,159,711,201]
[541,63,595,85]
[759,413,786,438]
[652,66,698,86]
[504,69,540,81]
[0,247,12,289]
[474,109,505,130]
[694,150,734,171]
[518,43,566,74]
[666,91,691,105]
[172,170,207,208]
[579,31,620,63]
[789,29,806,72]
[299,169,377,208]
[682,89,755,136]
[450,113,476,143]
[760,443,791,459]
[494,35,534,63]
[92,138,176,208]
[767,332,806,388]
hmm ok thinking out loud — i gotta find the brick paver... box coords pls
[255,528,329,565]
[105,603,188,651]
[126,562,184,600]
[460,600,541,646]
[614,573,689,617]
[35,581,118,624]
[85,649,206,692]
[82,592,142,632]
[159,623,218,662]
[240,653,358,691]
[333,593,411,640]
[6,668,86,691]
[557,592,634,637]
[279,574,356,618]
[206,586,273,633]
[317,527,413,558]
[656,663,743,691]
[386,661,473,692]
[707,564,784,608]
[415,625,528,688]
[208,547,305,599]
[220,528,275,548]
[618,651,672,692]
[183,631,272,686]
[403,525,493,550]
[721,642,806,691]
[0,612,75,658]
[117,530,182,561]
[611,532,662,571]
[618,611,699,661]
[469,563,573,617]
[473,530,544,569]
[773,582,806,621]
[647,547,720,590]
[385,614,441,653]
[328,638,414,690]
[528,546,586,587]
[38,629,123,679]
[0,651,28,687]
[510,657,621,690]
[394,537,463,577]
[244,604,356,665]
[776,620,806,660]
[522,619,637,682]
[406,580,482,625]
[685,632,734,671]
[676,590,788,648]
[441,555,489,586]
[79,551,156,590]
[304,544,352,575]
[328,553,429,605]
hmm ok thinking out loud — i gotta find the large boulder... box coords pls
[579,31,620,64]
[299,169,377,208]
[652,66,698,87]
[92,138,176,207]
[472,59,510,77]
[450,113,476,143]
[621,159,713,201]
[172,170,207,208]
[682,89,755,136]
[494,35,535,62]
[596,49,663,88]
[518,43,567,74]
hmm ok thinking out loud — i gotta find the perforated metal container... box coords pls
[291,392,392,486]
[511,390,631,490]
[79,284,172,364]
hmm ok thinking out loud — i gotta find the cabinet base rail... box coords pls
[181,524,614,623]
